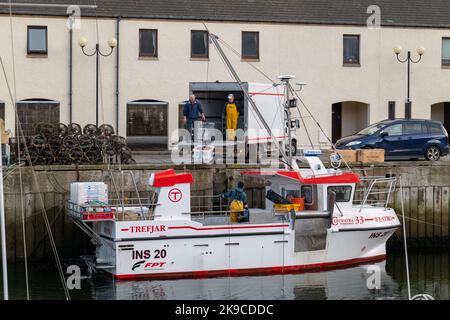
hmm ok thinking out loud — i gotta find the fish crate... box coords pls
[192,145,215,164]
[273,203,304,213]
[194,121,218,142]
[67,201,116,221]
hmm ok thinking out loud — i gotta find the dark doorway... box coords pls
[0,101,5,123]
[444,102,450,134]
[332,103,342,143]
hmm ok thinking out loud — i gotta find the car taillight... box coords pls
[444,126,449,138]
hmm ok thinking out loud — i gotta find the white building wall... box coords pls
[0,15,450,148]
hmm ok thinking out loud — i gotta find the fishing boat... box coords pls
[67,31,400,280]
[67,152,400,280]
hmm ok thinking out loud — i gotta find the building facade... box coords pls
[1,1,450,148]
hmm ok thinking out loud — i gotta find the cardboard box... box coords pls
[358,149,385,164]
[1,132,9,145]
[337,149,358,163]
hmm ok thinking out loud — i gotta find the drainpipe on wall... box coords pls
[115,16,121,134]
[69,16,73,123]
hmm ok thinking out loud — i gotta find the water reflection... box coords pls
[2,251,449,300]
[386,251,449,300]
[87,260,397,300]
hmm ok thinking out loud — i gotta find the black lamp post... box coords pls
[394,45,425,119]
[78,36,117,127]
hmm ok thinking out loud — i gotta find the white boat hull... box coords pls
[95,209,399,280]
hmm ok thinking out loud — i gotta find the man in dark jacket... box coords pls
[183,94,206,132]
[221,181,249,222]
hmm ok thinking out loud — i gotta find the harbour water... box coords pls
[1,250,448,300]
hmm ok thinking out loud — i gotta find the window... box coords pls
[343,35,360,65]
[301,185,314,205]
[16,99,59,136]
[127,100,168,137]
[284,190,300,203]
[388,101,396,120]
[328,186,352,203]
[382,124,403,136]
[27,26,47,55]
[0,101,4,123]
[139,29,158,57]
[242,32,259,60]
[404,122,426,135]
[191,31,209,58]
[428,122,444,135]
[442,38,450,66]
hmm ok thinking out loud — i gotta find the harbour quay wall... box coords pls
[351,162,450,249]
[2,162,449,262]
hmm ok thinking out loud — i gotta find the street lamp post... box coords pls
[394,45,425,119]
[78,37,117,126]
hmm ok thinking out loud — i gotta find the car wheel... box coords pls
[425,146,441,161]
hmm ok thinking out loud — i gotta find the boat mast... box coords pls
[279,76,295,166]
[208,33,291,166]
[0,145,8,300]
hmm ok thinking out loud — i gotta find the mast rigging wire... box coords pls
[7,0,29,300]
[214,34,337,161]
[0,55,71,300]
[400,177,412,300]
[204,26,291,168]
[288,84,352,170]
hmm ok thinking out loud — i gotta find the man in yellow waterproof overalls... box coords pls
[221,181,249,223]
[223,94,239,141]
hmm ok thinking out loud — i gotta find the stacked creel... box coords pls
[10,123,136,166]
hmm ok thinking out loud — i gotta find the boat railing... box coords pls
[67,198,159,222]
[354,176,397,211]
[190,194,228,213]
[107,169,146,216]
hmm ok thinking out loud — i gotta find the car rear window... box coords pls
[428,123,443,135]
[404,122,426,134]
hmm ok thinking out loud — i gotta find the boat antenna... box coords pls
[208,32,292,168]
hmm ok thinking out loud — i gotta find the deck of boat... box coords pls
[191,208,288,226]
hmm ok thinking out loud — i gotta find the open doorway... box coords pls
[431,102,450,134]
[332,101,369,142]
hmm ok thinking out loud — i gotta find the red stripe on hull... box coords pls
[168,224,289,231]
[109,254,387,281]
